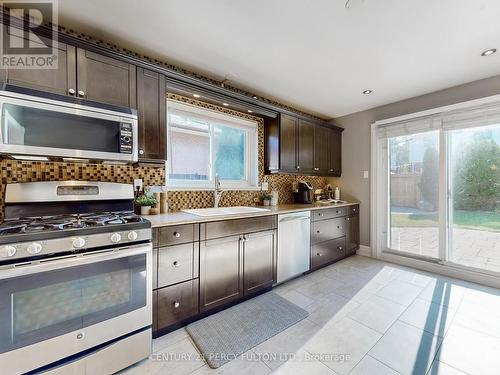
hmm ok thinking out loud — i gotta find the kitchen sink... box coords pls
[315,199,347,205]
[183,206,270,217]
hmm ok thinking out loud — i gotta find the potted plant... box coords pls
[261,192,272,206]
[135,193,157,215]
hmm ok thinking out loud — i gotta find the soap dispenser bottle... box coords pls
[334,187,340,200]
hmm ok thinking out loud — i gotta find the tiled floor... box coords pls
[392,227,500,273]
[122,255,500,375]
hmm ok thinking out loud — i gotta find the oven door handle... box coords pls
[0,244,152,279]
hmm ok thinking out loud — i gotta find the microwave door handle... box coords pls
[0,244,151,280]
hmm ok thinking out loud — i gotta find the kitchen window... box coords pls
[166,101,259,190]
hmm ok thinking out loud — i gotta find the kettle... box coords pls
[293,181,313,204]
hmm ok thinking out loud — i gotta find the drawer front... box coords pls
[155,279,199,330]
[349,205,359,215]
[158,224,199,246]
[311,217,346,244]
[312,207,347,221]
[311,237,346,269]
[158,243,198,288]
[202,216,276,240]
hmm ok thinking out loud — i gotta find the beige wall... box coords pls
[328,74,500,247]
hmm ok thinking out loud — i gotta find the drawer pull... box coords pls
[318,213,324,217]
[172,260,179,267]
[338,246,343,250]
[316,252,322,257]
[346,217,350,221]
[336,210,342,214]
[353,208,357,212]
[316,230,321,234]
[173,232,181,238]
[173,301,180,309]
[337,226,343,229]
[314,167,319,171]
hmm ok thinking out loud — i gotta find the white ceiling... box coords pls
[57,0,500,118]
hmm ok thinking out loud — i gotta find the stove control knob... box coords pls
[127,231,138,241]
[0,245,16,258]
[72,237,86,249]
[27,242,43,255]
[110,233,122,243]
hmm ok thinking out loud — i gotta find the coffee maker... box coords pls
[292,181,313,204]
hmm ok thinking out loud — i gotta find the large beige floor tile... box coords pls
[376,280,423,306]
[349,294,406,334]
[437,324,500,375]
[273,350,337,375]
[398,298,456,337]
[304,317,382,374]
[349,355,400,375]
[369,321,442,375]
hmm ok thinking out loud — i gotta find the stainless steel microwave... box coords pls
[0,84,138,162]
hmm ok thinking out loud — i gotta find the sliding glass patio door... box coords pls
[374,102,500,276]
[388,131,440,259]
[448,124,500,273]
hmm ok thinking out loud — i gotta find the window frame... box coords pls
[165,100,259,190]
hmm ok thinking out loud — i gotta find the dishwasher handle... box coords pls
[279,216,310,223]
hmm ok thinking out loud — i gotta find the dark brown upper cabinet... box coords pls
[136,68,166,162]
[297,119,315,173]
[0,24,137,108]
[314,125,330,174]
[76,49,136,107]
[279,114,298,171]
[0,25,76,96]
[264,112,343,176]
[328,128,342,176]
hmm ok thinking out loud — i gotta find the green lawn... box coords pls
[392,210,500,231]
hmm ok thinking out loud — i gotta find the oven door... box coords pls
[0,92,138,162]
[0,244,152,374]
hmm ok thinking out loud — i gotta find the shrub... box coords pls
[453,139,500,211]
[420,147,439,209]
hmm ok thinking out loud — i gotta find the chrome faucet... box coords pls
[214,174,223,208]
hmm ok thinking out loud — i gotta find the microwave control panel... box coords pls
[119,122,133,154]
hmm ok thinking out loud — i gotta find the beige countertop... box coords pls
[142,201,359,227]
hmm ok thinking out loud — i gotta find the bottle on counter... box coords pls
[270,191,279,206]
[335,187,340,200]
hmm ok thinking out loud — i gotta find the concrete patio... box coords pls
[391,227,500,273]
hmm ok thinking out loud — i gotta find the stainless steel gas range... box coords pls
[0,181,152,374]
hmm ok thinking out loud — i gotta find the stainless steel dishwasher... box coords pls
[276,211,311,284]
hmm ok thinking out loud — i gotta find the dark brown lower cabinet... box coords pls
[345,214,360,255]
[243,230,276,295]
[199,235,242,312]
[311,237,346,269]
[155,280,199,331]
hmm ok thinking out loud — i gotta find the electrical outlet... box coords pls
[261,182,269,190]
[134,179,143,191]
[363,171,369,179]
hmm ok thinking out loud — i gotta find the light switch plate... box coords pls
[363,171,369,179]
[261,182,269,190]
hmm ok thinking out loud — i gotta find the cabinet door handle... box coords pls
[139,149,145,155]
[316,252,322,257]
[172,260,179,267]
[338,246,343,250]
[316,230,321,234]
[353,208,357,212]
[78,90,85,97]
[173,301,180,309]
[173,232,181,238]
[68,88,76,95]
[314,167,319,171]
[346,217,350,221]
[329,169,334,172]
[296,165,300,170]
